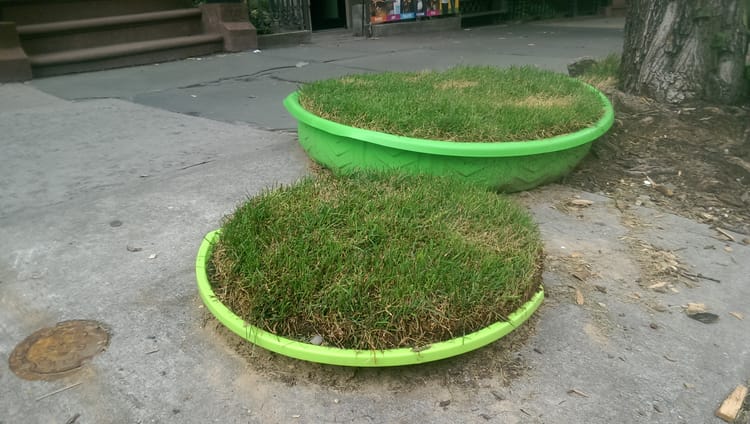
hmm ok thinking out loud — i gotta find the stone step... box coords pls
[0,0,192,25]
[603,7,626,17]
[29,33,223,77]
[601,0,627,17]
[17,9,205,55]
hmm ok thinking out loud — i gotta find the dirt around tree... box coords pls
[564,88,750,239]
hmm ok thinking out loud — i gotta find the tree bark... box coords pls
[620,0,748,104]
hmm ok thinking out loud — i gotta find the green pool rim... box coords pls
[197,230,544,367]
[283,84,614,158]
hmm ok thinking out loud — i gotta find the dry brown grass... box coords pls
[435,80,480,90]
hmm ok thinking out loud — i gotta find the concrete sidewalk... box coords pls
[28,20,624,130]
[2,19,749,424]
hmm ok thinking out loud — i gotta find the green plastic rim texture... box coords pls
[196,230,545,367]
[284,83,614,192]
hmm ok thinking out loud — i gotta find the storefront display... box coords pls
[370,0,398,23]
[372,0,457,23]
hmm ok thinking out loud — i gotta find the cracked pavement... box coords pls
[3,17,749,424]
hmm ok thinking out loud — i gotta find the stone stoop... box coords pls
[601,0,627,17]
[0,0,257,80]
[0,21,31,81]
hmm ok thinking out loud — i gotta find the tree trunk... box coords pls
[620,0,748,104]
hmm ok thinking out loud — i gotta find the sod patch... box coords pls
[298,66,605,142]
[209,173,544,351]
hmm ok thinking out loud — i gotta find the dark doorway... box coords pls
[310,0,347,29]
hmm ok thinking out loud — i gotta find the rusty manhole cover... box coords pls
[9,320,110,381]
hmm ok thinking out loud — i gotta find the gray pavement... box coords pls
[29,22,624,130]
[2,18,749,424]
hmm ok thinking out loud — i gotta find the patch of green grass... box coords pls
[210,173,543,350]
[299,66,606,142]
[577,53,621,88]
